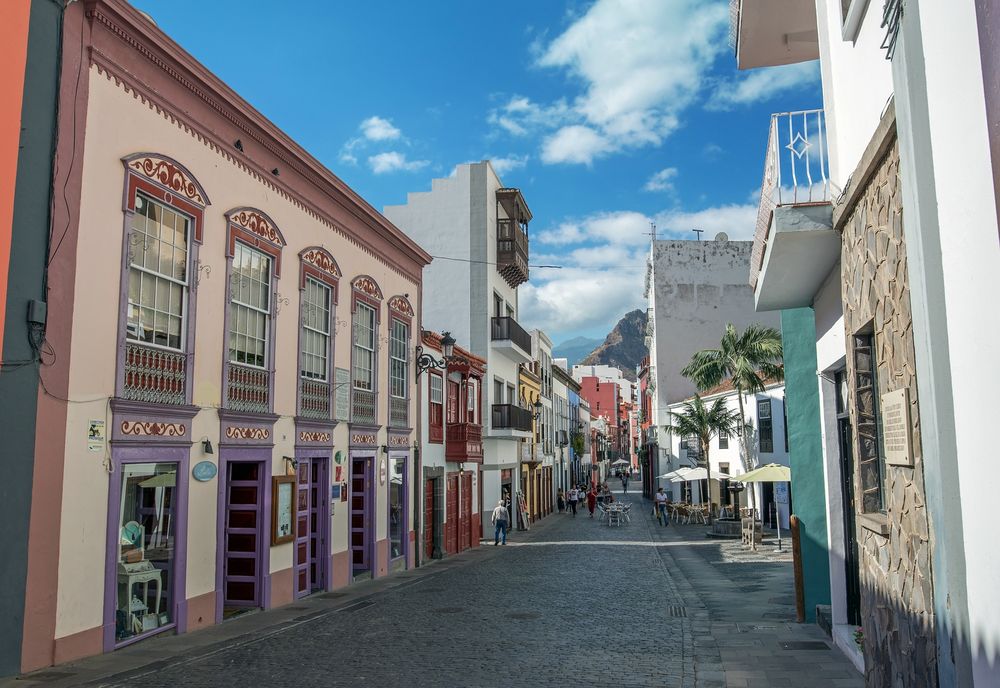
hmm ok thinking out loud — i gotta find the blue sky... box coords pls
[132,0,820,345]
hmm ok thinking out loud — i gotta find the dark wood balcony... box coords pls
[446,422,483,462]
[497,218,529,287]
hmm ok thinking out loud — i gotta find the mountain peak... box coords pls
[580,309,647,381]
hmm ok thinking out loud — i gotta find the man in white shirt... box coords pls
[491,500,510,545]
[655,487,670,526]
[568,487,579,517]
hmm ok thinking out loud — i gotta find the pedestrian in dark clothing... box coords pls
[557,489,565,512]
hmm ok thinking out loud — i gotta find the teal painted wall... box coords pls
[781,307,831,621]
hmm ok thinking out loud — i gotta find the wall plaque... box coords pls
[881,387,913,466]
[334,368,350,421]
[192,461,218,482]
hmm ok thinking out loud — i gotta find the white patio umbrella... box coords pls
[656,468,689,480]
[611,458,630,466]
[669,467,731,483]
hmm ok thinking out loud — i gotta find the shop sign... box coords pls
[88,419,105,453]
[192,461,218,482]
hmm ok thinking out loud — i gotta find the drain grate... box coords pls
[338,599,375,614]
[506,611,541,620]
[432,607,465,614]
[666,605,687,618]
[318,592,349,600]
[18,671,77,682]
[780,641,830,651]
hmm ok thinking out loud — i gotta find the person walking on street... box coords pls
[492,499,510,545]
[586,485,598,518]
[557,489,566,513]
[655,487,669,526]
[568,487,579,517]
[621,473,629,494]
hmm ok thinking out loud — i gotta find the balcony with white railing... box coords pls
[751,109,840,312]
[731,0,820,70]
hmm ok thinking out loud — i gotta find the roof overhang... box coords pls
[754,203,839,312]
[734,0,820,70]
[496,188,533,223]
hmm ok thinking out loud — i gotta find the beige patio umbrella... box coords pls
[730,463,791,548]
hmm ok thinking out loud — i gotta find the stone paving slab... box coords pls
[4,490,863,688]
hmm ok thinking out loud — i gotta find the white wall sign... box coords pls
[774,482,789,504]
[88,420,105,453]
[335,367,350,421]
[881,387,913,466]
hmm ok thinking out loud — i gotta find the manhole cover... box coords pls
[780,641,830,651]
[506,611,541,620]
[666,605,687,618]
[319,592,349,599]
[433,607,465,614]
[736,623,777,632]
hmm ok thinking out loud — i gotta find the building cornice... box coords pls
[83,0,431,283]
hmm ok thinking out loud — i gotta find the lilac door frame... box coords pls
[214,447,272,624]
[295,449,331,597]
[388,451,408,566]
[349,450,376,577]
[102,445,190,652]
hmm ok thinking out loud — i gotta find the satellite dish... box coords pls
[715,232,729,242]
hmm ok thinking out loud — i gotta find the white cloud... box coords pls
[655,203,757,241]
[490,154,529,176]
[643,167,679,192]
[497,0,729,165]
[368,152,429,174]
[707,62,820,110]
[359,115,402,141]
[521,200,759,337]
[541,125,610,165]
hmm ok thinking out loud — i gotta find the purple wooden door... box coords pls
[350,456,371,575]
[296,458,328,598]
[224,461,263,609]
[295,461,311,598]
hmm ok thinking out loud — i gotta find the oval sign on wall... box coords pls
[379,458,387,486]
[193,461,218,482]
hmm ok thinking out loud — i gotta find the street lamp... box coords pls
[414,331,459,378]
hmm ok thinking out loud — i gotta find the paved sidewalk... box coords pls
[4,490,862,687]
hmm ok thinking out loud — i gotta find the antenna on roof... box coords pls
[646,222,657,242]
[692,228,704,241]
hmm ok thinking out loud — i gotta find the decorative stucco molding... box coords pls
[352,275,383,301]
[388,295,414,317]
[122,153,209,206]
[227,207,286,247]
[120,420,187,437]
[301,247,342,280]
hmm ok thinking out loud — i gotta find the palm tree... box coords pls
[681,323,783,476]
[668,395,741,525]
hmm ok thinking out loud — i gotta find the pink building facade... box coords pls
[20,0,430,672]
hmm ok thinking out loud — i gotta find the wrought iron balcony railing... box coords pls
[491,403,533,432]
[227,364,270,414]
[389,396,409,428]
[490,316,532,354]
[751,109,831,287]
[352,388,377,426]
[299,378,331,420]
[122,343,186,405]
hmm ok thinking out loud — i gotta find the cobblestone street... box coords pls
[10,492,862,688]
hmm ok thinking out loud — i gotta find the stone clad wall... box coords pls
[839,134,938,687]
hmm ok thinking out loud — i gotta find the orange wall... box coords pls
[0,0,32,349]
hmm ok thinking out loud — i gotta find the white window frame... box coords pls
[389,319,409,400]
[300,277,331,381]
[353,302,377,391]
[127,192,190,352]
[228,242,272,369]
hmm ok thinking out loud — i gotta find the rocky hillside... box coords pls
[580,309,648,381]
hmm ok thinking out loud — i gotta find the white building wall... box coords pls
[815,0,895,190]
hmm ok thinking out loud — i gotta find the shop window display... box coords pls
[389,458,405,558]
[116,463,177,642]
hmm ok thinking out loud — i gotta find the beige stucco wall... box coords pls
[54,68,420,639]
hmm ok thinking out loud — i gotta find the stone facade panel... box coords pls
[839,137,938,688]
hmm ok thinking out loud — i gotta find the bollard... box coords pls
[790,514,805,623]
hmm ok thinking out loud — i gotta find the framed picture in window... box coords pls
[271,475,295,545]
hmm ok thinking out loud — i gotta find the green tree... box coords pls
[681,323,783,475]
[667,395,741,525]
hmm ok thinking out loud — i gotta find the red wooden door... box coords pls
[446,475,458,555]
[460,473,472,550]
[424,478,434,558]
